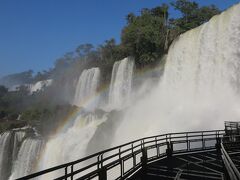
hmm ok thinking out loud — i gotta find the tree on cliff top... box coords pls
[121,4,169,66]
[170,0,220,31]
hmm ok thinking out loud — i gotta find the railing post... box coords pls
[98,167,107,180]
[141,147,148,177]
[132,143,137,168]
[65,167,68,180]
[202,132,205,149]
[215,133,221,153]
[155,137,160,157]
[141,147,148,167]
[98,153,107,180]
[70,165,73,180]
[166,141,173,157]
[119,148,124,177]
[237,123,240,141]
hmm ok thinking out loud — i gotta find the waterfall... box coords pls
[0,127,42,180]
[9,138,43,180]
[37,67,103,177]
[37,112,107,179]
[5,3,240,179]
[111,4,240,145]
[12,131,26,162]
[108,57,134,109]
[29,79,53,94]
[73,67,100,109]
[0,132,13,180]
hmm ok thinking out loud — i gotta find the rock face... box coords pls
[86,110,123,154]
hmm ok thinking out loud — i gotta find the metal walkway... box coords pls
[129,150,224,180]
[17,122,240,180]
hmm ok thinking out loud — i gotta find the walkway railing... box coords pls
[221,143,240,180]
[17,130,225,180]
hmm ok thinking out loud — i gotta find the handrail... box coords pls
[225,121,240,135]
[17,129,225,180]
[221,143,240,180]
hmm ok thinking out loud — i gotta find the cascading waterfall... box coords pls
[29,79,53,94]
[12,131,26,162]
[36,58,135,177]
[108,57,134,109]
[38,113,107,179]
[73,67,100,109]
[111,4,240,145]
[0,132,13,180]
[0,127,41,180]
[9,138,43,180]
[3,3,240,179]
[38,57,135,174]
[37,67,103,178]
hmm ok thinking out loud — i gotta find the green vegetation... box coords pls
[0,0,221,135]
[0,85,27,120]
[121,5,169,66]
[21,105,78,135]
[0,83,78,135]
[51,0,220,68]
[0,0,220,85]
[0,70,34,88]
[49,0,220,84]
[0,69,53,89]
[170,0,220,31]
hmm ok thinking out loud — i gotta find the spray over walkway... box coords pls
[17,122,240,180]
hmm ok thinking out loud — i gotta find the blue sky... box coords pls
[0,0,239,77]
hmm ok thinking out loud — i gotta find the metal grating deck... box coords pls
[130,150,225,180]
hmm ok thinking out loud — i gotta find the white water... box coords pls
[38,113,107,179]
[36,4,240,177]
[12,131,26,162]
[73,67,100,109]
[4,3,240,179]
[9,138,43,180]
[29,79,53,94]
[37,67,103,178]
[8,79,52,93]
[108,57,134,109]
[111,4,240,145]
[0,132,12,180]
